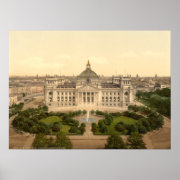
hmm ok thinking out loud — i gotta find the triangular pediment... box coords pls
[77,84,99,92]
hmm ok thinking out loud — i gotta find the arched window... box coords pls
[49,91,53,95]
[124,91,128,96]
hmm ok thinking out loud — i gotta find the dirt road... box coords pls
[135,100,171,149]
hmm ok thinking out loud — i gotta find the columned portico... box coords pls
[77,91,98,106]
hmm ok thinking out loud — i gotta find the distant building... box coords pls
[155,83,171,90]
[9,85,44,96]
[9,95,18,106]
[44,61,134,109]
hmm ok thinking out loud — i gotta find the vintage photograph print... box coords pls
[9,31,171,149]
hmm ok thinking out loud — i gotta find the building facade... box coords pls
[45,61,134,109]
[9,95,18,106]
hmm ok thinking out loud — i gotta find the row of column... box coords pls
[78,92,97,105]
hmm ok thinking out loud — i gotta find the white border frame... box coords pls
[0,0,180,180]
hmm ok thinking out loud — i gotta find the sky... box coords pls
[9,31,170,77]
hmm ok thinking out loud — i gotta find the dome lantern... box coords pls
[78,61,99,79]
[86,60,91,69]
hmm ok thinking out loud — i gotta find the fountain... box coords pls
[86,111,89,122]
[80,110,95,123]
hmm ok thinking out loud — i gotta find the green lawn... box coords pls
[95,116,137,135]
[39,116,71,135]
[39,116,62,125]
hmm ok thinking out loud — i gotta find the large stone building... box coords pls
[45,61,134,110]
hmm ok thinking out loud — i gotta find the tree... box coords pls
[80,123,86,128]
[79,126,85,134]
[47,137,55,148]
[91,123,97,133]
[105,134,127,149]
[104,114,113,125]
[100,125,108,133]
[42,105,48,112]
[91,110,95,114]
[33,132,72,149]
[98,120,105,128]
[137,123,147,134]
[127,132,146,149]
[83,110,87,114]
[55,132,72,149]
[136,91,143,100]
[32,134,48,149]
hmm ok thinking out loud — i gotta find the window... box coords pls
[124,91,129,96]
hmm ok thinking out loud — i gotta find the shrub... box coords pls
[95,110,104,116]
[109,112,122,117]
[115,124,125,132]
[52,124,60,132]
[69,126,78,133]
